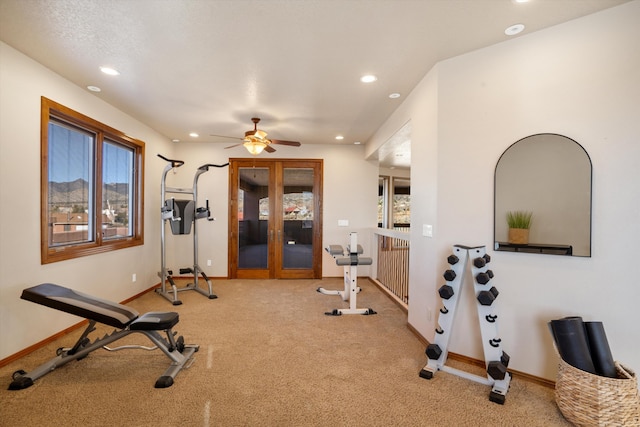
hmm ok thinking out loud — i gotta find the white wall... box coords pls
[0,41,378,360]
[369,1,640,382]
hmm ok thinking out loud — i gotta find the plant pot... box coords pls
[508,228,529,245]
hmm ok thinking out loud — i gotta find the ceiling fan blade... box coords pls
[264,145,277,153]
[224,143,243,149]
[270,139,301,147]
[211,134,243,140]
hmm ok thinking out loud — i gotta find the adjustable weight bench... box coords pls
[317,232,376,315]
[8,283,199,390]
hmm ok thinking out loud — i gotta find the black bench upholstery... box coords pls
[21,283,140,329]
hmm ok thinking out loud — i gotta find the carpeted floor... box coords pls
[0,278,570,426]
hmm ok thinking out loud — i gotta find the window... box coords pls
[378,175,410,231]
[41,97,144,263]
[392,178,410,229]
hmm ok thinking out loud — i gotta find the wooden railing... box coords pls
[371,228,410,306]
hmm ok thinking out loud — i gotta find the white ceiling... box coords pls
[0,0,629,168]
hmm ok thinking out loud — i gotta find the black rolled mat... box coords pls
[585,321,617,378]
[550,317,596,374]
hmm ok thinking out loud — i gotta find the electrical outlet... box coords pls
[207,259,212,267]
[132,273,137,282]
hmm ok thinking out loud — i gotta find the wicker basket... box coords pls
[556,357,640,426]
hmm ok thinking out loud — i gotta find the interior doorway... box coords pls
[228,158,323,279]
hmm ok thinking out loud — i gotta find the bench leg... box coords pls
[8,324,199,390]
[8,321,132,390]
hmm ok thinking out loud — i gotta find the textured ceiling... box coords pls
[0,0,630,168]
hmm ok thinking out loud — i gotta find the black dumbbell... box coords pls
[447,254,459,265]
[473,257,486,268]
[439,284,454,300]
[477,286,499,305]
[487,360,508,380]
[443,269,456,281]
[426,344,442,360]
[501,351,510,367]
[476,272,491,285]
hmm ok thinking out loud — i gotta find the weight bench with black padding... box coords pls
[8,283,199,390]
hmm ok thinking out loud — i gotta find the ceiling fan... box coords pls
[211,117,301,155]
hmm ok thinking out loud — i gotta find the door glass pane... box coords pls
[238,167,269,269]
[282,168,314,269]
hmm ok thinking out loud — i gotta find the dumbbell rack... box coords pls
[419,244,511,404]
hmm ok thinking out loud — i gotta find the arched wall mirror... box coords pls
[494,133,592,257]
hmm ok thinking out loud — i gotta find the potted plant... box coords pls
[507,211,533,244]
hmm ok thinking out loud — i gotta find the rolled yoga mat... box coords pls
[585,321,617,378]
[550,317,596,374]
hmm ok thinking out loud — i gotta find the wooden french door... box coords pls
[228,158,323,279]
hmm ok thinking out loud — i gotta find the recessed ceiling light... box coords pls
[87,85,101,92]
[513,0,529,3]
[353,141,361,145]
[389,93,401,99]
[189,132,199,138]
[360,75,377,83]
[99,66,120,76]
[172,139,180,143]
[505,24,525,36]
[335,135,344,140]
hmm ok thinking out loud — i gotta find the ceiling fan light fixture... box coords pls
[243,139,267,155]
[221,117,301,154]
[254,129,268,140]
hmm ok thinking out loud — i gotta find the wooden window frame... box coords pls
[40,97,145,264]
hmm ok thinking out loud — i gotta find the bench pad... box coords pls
[21,283,140,329]
[130,312,179,331]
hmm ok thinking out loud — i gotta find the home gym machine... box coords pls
[317,232,376,315]
[157,154,228,305]
[419,244,511,404]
